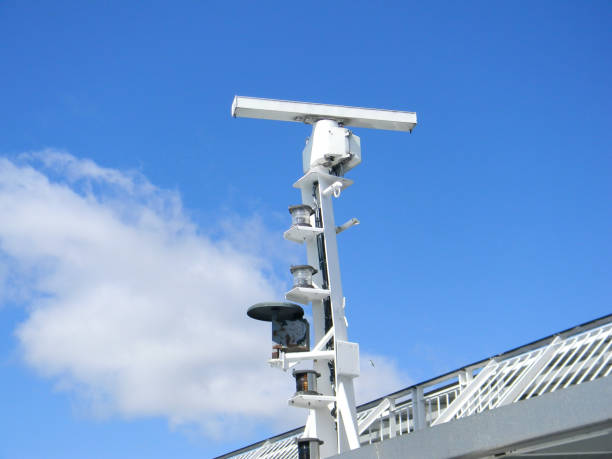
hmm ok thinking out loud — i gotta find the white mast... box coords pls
[234,96,417,458]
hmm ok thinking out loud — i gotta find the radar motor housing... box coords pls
[301,120,361,174]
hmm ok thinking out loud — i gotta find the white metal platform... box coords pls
[285,286,331,304]
[289,394,336,409]
[283,225,323,244]
[292,171,353,191]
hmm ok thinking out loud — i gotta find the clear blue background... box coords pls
[1,1,611,457]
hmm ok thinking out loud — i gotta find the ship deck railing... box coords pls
[216,313,612,459]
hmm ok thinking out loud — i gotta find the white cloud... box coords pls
[0,151,298,435]
[0,151,409,438]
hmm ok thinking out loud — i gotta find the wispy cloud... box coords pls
[0,151,408,438]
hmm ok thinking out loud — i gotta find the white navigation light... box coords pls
[290,265,317,289]
[289,204,314,227]
[231,96,417,132]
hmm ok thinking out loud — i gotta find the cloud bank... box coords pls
[0,151,407,437]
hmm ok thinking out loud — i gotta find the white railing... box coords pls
[431,321,612,426]
[217,315,612,459]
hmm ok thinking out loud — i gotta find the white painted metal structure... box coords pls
[231,96,417,458]
[231,96,417,132]
[216,314,612,459]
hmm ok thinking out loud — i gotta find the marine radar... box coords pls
[237,96,417,458]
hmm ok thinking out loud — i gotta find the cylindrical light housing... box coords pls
[288,204,314,227]
[292,369,321,395]
[296,437,323,459]
[290,265,317,288]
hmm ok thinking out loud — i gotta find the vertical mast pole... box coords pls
[300,182,337,456]
[317,174,359,451]
[298,119,360,454]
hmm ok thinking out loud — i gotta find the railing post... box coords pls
[387,398,396,438]
[457,369,473,417]
[411,386,426,431]
[458,369,473,389]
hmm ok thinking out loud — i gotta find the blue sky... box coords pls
[1,1,611,458]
